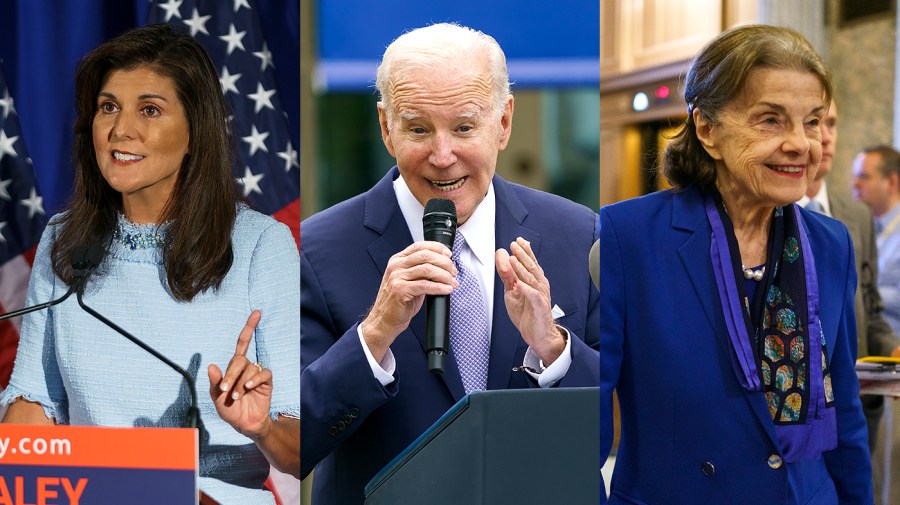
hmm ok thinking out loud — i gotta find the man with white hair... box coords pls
[300,23,599,504]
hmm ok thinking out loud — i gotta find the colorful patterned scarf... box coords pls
[705,189,837,462]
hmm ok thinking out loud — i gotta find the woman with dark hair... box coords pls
[0,24,299,503]
[600,25,872,503]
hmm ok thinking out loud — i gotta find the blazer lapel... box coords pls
[801,212,840,364]
[364,168,466,399]
[673,188,779,447]
[489,177,539,389]
[673,187,721,335]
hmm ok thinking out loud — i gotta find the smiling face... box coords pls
[92,66,190,222]
[695,67,826,212]
[378,54,513,226]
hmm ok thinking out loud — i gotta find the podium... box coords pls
[364,387,600,505]
[0,424,201,504]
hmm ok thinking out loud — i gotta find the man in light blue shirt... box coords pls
[811,109,900,504]
[853,145,900,335]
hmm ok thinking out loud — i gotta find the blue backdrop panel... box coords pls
[317,0,600,91]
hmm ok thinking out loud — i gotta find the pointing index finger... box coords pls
[235,310,262,356]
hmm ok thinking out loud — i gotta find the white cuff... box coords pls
[522,326,572,388]
[357,324,396,386]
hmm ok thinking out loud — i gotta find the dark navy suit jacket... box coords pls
[301,167,600,504]
[600,186,872,504]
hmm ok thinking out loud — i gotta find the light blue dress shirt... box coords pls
[876,204,900,335]
[1,206,300,504]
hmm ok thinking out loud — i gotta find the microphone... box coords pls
[73,245,201,429]
[0,245,97,322]
[589,239,599,291]
[423,198,457,374]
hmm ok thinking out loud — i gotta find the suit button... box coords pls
[343,414,353,423]
[767,454,783,469]
[337,420,347,430]
[349,408,360,418]
[700,461,715,477]
[328,427,338,436]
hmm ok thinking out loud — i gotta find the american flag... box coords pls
[146,2,300,502]
[0,61,48,389]
[146,0,300,246]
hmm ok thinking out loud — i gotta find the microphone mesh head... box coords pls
[589,239,599,290]
[71,244,106,270]
[424,198,456,217]
[70,246,88,267]
[84,245,106,268]
[423,198,457,247]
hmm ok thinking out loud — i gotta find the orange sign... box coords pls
[0,425,198,505]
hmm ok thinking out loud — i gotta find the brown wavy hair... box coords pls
[663,25,833,190]
[51,24,238,301]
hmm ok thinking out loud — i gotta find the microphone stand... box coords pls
[3,245,207,503]
[73,248,210,503]
[0,289,75,321]
[73,256,201,430]
[0,257,95,321]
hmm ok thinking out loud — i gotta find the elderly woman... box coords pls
[0,25,299,503]
[599,25,872,504]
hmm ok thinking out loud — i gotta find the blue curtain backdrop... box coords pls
[0,0,299,215]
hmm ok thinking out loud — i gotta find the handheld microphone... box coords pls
[423,198,457,374]
[73,245,201,429]
[0,246,97,322]
[589,239,599,291]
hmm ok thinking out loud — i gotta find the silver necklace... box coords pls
[742,265,765,282]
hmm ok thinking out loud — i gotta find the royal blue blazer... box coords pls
[600,186,872,504]
[301,167,600,505]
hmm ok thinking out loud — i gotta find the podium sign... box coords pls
[0,424,197,504]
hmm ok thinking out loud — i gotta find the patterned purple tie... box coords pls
[450,232,490,394]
